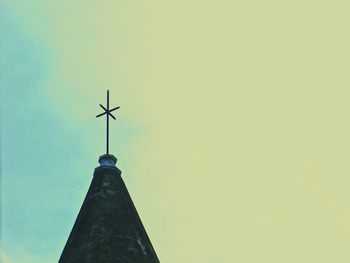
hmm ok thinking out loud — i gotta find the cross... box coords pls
[96,90,120,155]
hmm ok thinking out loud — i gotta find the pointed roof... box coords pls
[59,154,160,263]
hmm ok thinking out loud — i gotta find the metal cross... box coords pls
[96,90,120,155]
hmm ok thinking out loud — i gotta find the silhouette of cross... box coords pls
[96,90,120,155]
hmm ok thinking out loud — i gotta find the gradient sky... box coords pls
[2,1,350,262]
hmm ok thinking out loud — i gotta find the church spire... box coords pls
[59,92,160,262]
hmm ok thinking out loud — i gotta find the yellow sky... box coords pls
[5,0,350,262]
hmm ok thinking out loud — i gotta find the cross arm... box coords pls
[109,106,120,113]
[108,112,116,120]
[96,112,107,118]
[100,104,107,111]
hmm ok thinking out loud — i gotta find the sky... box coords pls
[2,1,350,262]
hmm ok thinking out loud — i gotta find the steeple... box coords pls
[59,91,159,262]
[59,154,160,262]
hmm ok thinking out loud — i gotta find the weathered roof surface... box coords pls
[59,154,160,263]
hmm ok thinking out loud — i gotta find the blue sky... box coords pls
[1,5,88,261]
[3,1,350,262]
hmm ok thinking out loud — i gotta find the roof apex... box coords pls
[98,154,117,167]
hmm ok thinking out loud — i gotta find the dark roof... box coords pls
[59,154,160,263]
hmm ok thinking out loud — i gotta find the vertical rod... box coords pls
[106,90,109,155]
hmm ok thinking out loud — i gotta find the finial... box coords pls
[98,154,117,167]
[96,90,120,155]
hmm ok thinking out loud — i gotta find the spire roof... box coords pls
[59,154,160,263]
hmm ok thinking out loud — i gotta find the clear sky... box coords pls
[2,1,350,262]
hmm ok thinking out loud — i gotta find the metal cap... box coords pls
[98,154,117,167]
